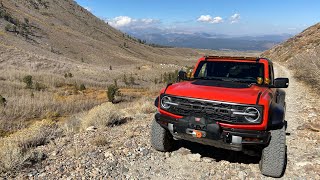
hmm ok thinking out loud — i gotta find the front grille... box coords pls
[167,96,248,123]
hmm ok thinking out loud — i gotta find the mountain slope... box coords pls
[262,23,320,90]
[0,0,209,69]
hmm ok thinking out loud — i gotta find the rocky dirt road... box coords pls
[9,64,320,179]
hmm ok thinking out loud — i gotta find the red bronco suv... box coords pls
[151,56,289,177]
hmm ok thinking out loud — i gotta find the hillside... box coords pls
[0,0,210,69]
[262,23,320,90]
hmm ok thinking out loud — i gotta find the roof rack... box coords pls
[204,56,260,61]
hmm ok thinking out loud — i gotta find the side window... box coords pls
[198,63,207,78]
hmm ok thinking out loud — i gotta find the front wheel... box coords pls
[259,126,287,177]
[151,119,174,152]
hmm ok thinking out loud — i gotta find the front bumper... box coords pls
[155,113,271,151]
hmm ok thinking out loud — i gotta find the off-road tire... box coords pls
[260,126,286,177]
[151,119,174,152]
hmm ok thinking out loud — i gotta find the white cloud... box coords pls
[109,16,133,27]
[141,18,158,24]
[84,7,92,12]
[230,13,240,24]
[197,15,223,24]
[108,16,160,28]
[211,16,223,24]
[197,15,213,22]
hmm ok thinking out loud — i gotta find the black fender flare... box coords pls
[276,89,286,108]
[268,102,285,130]
[154,96,159,107]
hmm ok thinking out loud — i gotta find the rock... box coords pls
[296,161,312,167]
[104,151,115,161]
[130,153,136,159]
[297,125,306,130]
[176,148,191,155]
[122,166,129,173]
[202,157,213,163]
[187,154,201,162]
[308,112,317,118]
[51,151,59,156]
[86,126,96,131]
[38,173,47,178]
[238,171,247,180]
[124,139,137,148]
[141,148,149,156]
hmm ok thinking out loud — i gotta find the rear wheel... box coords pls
[151,119,174,152]
[259,126,286,177]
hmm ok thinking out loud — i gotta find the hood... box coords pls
[164,80,267,105]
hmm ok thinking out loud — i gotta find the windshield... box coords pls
[194,61,264,84]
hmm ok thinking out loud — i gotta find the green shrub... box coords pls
[34,82,46,91]
[79,84,86,91]
[129,74,135,85]
[161,70,179,84]
[0,95,6,107]
[107,85,119,103]
[113,79,118,87]
[30,92,34,98]
[5,24,16,32]
[23,75,33,89]
[64,72,73,78]
[123,74,128,85]
[24,18,29,24]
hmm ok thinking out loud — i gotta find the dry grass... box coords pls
[90,135,109,147]
[128,97,156,115]
[0,69,108,133]
[288,50,320,91]
[62,113,84,135]
[78,95,156,131]
[0,119,57,172]
[262,23,320,91]
[80,102,128,130]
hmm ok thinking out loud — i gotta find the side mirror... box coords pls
[274,78,289,88]
[178,70,187,81]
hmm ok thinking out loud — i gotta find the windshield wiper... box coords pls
[225,78,257,84]
[194,77,226,81]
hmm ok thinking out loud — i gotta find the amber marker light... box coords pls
[265,78,271,85]
[257,77,263,85]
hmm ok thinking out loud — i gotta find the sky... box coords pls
[75,0,320,35]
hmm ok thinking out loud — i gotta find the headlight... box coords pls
[232,106,261,123]
[244,107,260,122]
[160,96,178,110]
[161,96,172,109]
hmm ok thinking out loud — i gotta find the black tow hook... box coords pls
[225,133,232,143]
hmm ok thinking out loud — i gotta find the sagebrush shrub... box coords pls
[22,75,33,89]
[107,85,119,103]
[0,95,6,107]
[79,84,86,91]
